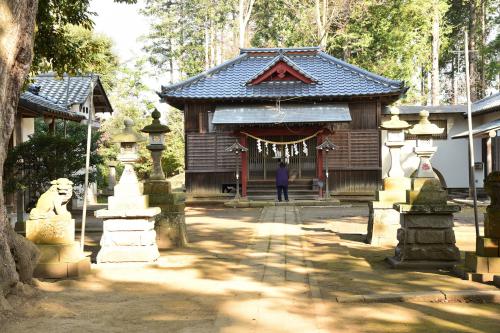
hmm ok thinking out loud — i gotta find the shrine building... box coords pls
[160,47,408,199]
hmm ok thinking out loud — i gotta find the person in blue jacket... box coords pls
[276,162,289,202]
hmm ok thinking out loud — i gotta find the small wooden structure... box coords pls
[160,47,407,198]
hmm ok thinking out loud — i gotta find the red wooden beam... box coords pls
[239,135,248,197]
[316,133,324,198]
[250,61,314,85]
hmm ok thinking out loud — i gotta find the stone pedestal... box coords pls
[462,172,500,281]
[26,178,90,278]
[26,216,90,278]
[96,117,161,263]
[95,201,161,263]
[143,180,188,250]
[367,177,411,246]
[387,178,461,268]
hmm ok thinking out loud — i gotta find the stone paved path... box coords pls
[214,206,329,332]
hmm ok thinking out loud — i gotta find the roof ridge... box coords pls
[240,47,321,54]
[161,54,248,93]
[318,52,404,88]
[473,92,500,104]
[245,54,318,85]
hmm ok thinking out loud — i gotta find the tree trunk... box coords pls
[0,0,40,299]
[431,4,440,106]
[468,0,479,102]
[452,56,458,105]
[238,0,256,49]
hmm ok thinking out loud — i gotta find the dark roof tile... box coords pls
[160,48,406,102]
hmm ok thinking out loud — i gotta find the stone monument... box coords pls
[26,178,90,278]
[387,111,461,268]
[461,171,500,281]
[367,107,411,246]
[95,118,161,263]
[141,109,188,249]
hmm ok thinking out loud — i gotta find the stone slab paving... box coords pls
[214,206,330,332]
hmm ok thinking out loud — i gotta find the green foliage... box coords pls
[99,62,154,181]
[326,0,449,103]
[162,107,184,177]
[142,0,237,78]
[250,0,315,47]
[32,0,135,77]
[3,121,102,208]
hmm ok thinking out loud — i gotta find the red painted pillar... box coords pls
[239,135,248,197]
[316,133,324,197]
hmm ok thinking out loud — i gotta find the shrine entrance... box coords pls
[247,135,317,180]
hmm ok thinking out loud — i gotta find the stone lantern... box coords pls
[367,107,411,246]
[141,109,171,181]
[382,107,411,178]
[387,111,461,268]
[226,141,248,200]
[408,110,444,178]
[95,118,161,263]
[316,138,336,199]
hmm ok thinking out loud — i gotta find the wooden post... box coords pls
[316,133,323,197]
[487,136,493,175]
[464,31,480,238]
[239,135,248,197]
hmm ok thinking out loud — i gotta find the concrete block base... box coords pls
[453,265,496,283]
[465,251,500,273]
[386,256,459,269]
[34,257,91,279]
[97,245,160,263]
[366,205,399,247]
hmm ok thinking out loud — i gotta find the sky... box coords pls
[90,0,149,64]
[89,0,165,104]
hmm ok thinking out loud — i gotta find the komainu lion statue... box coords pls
[29,178,74,220]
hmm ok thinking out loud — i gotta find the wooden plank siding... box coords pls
[183,100,383,195]
[186,172,235,194]
[327,130,380,170]
[186,133,237,172]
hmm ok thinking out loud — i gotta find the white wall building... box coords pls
[7,73,113,227]
[382,93,500,190]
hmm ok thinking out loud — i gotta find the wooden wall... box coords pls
[186,172,235,194]
[186,133,237,171]
[184,100,383,194]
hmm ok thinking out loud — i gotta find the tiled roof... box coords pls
[160,47,406,103]
[31,73,97,106]
[212,103,351,124]
[18,73,101,121]
[472,92,500,114]
[452,118,500,139]
[384,105,467,115]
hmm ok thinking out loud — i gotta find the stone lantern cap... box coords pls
[226,141,248,153]
[408,110,444,136]
[141,109,171,134]
[316,137,337,151]
[112,118,147,144]
[380,107,411,130]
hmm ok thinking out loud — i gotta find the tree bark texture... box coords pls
[431,4,440,106]
[238,0,255,48]
[0,0,40,298]
[468,0,479,102]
